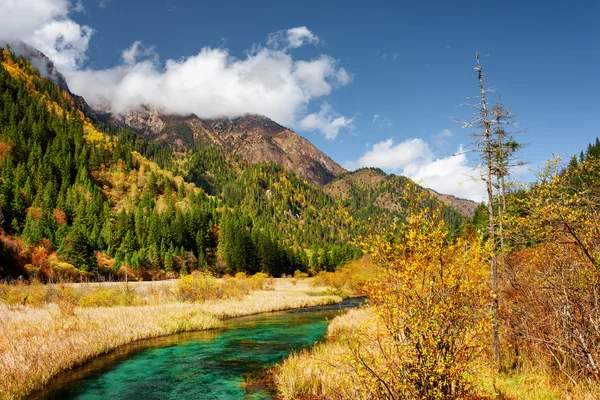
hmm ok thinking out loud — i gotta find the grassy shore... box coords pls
[0,277,341,400]
[273,307,597,400]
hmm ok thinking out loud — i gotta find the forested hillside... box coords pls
[0,48,466,281]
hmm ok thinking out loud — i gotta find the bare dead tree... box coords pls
[474,52,501,369]
[450,53,526,371]
[455,52,500,368]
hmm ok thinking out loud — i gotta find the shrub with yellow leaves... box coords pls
[345,195,491,399]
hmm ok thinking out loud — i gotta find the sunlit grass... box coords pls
[274,308,374,400]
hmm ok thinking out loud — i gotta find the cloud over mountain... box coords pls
[0,0,353,139]
[345,138,486,202]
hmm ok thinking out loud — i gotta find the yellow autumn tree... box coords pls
[345,190,491,399]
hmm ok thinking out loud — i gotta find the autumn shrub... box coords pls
[174,271,220,302]
[293,270,308,279]
[0,281,47,306]
[47,261,81,282]
[117,264,147,281]
[502,156,600,385]
[24,264,41,280]
[77,286,141,307]
[221,273,252,298]
[247,272,269,290]
[312,256,377,296]
[342,201,490,399]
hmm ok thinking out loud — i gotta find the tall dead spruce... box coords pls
[474,52,501,369]
[457,52,513,369]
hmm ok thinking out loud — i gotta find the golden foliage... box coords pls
[343,203,491,399]
[311,255,378,296]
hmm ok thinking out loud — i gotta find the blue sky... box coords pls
[1,0,599,201]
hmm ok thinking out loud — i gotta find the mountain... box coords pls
[324,168,468,229]
[97,106,345,186]
[98,107,478,217]
[0,45,472,281]
[427,189,478,218]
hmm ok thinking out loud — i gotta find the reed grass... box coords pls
[273,307,372,399]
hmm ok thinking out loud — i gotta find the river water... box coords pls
[28,298,363,400]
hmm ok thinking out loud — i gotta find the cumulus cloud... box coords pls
[0,1,354,138]
[267,26,320,49]
[0,0,92,70]
[298,103,354,140]
[66,46,352,134]
[345,139,486,202]
[345,138,432,171]
[121,41,158,65]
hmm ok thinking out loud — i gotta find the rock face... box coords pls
[98,106,345,186]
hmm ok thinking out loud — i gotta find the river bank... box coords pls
[0,278,342,400]
[273,306,574,400]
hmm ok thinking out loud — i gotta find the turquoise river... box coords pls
[28,298,363,400]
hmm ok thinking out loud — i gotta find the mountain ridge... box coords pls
[97,106,346,186]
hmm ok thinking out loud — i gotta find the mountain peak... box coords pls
[97,106,345,186]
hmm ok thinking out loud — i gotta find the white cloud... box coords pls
[298,103,354,140]
[293,55,352,97]
[404,148,486,202]
[267,26,319,50]
[68,46,352,132]
[345,139,486,202]
[121,41,158,65]
[346,138,432,171]
[437,128,452,138]
[0,2,353,139]
[28,19,93,70]
[0,0,93,70]
[73,0,84,13]
[0,0,68,41]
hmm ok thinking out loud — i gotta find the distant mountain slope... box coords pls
[324,168,470,229]
[97,106,345,186]
[428,189,479,218]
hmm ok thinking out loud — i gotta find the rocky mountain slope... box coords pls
[428,189,479,218]
[97,106,345,186]
[6,40,97,118]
